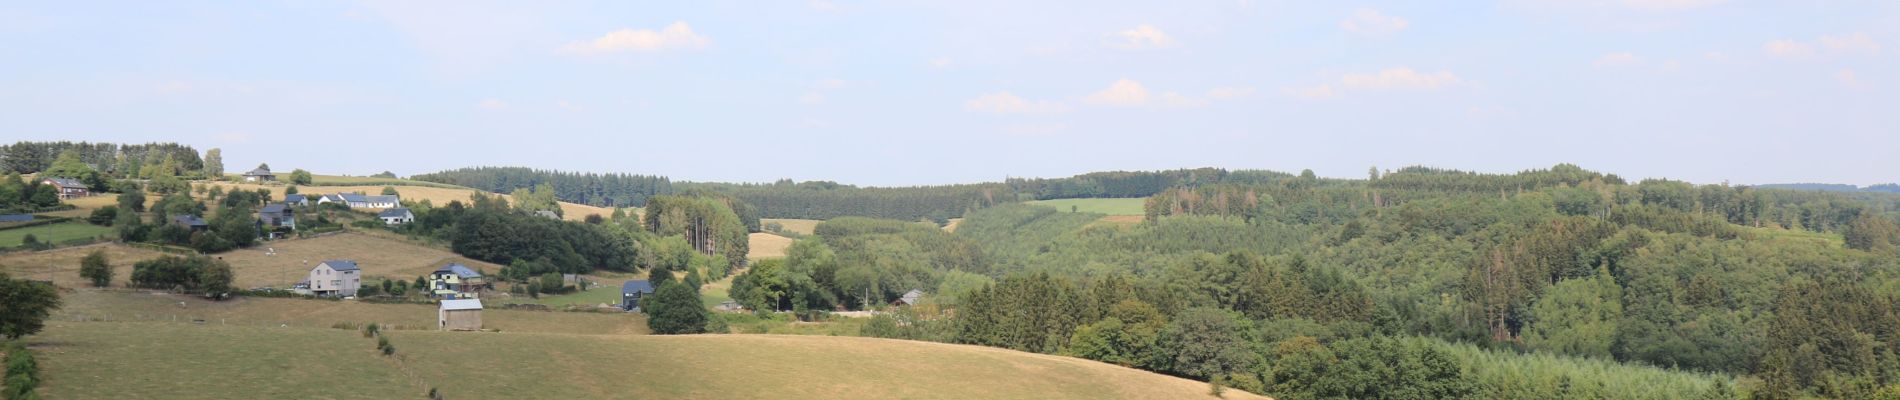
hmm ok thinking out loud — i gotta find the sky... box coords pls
[1,1,1896,187]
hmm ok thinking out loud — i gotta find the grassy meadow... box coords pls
[198,180,615,222]
[747,232,793,259]
[0,222,113,247]
[1025,198,1147,216]
[762,218,821,235]
[32,322,418,399]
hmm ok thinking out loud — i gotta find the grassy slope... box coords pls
[33,322,416,399]
[748,232,794,259]
[389,332,1267,400]
[0,222,113,247]
[761,218,821,235]
[0,233,506,289]
[1025,198,1147,216]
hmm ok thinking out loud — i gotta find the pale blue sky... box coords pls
[2,1,1895,186]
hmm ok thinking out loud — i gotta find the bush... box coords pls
[79,249,111,287]
[645,281,709,334]
[351,219,384,229]
[87,206,118,226]
[4,341,39,399]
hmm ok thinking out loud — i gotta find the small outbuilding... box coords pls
[620,280,655,311]
[893,289,925,306]
[438,299,483,331]
[379,207,415,225]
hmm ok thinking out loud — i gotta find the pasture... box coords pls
[762,218,821,235]
[1025,198,1147,216]
[0,222,113,247]
[747,232,794,259]
[197,181,614,222]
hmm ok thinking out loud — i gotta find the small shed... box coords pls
[893,289,925,306]
[620,280,655,311]
[439,299,484,331]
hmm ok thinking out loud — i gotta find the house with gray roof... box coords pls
[41,177,91,199]
[259,203,295,231]
[378,207,414,225]
[429,263,485,299]
[283,194,308,206]
[171,214,209,231]
[308,260,362,297]
[242,167,276,182]
[621,280,656,311]
[893,289,926,306]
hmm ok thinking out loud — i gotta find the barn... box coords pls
[438,299,484,331]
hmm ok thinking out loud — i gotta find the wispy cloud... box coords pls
[1281,84,1340,99]
[1205,87,1257,100]
[1085,79,1151,106]
[560,22,710,54]
[964,92,1068,115]
[1592,52,1644,68]
[1340,8,1409,36]
[1107,25,1175,49]
[1339,68,1463,90]
[476,98,508,110]
[1766,33,1881,59]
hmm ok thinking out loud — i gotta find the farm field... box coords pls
[761,218,821,235]
[0,233,504,290]
[198,180,615,222]
[50,289,650,335]
[747,232,793,259]
[386,332,1269,400]
[1025,198,1147,216]
[34,194,121,218]
[0,221,113,247]
[31,321,416,400]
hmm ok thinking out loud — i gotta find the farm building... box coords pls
[430,263,485,299]
[284,194,308,206]
[378,208,414,225]
[170,215,209,231]
[621,280,655,311]
[40,177,90,199]
[893,289,925,306]
[242,167,275,182]
[308,260,362,298]
[438,299,483,331]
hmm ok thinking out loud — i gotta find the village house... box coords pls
[283,194,309,206]
[258,203,295,231]
[242,167,276,182]
[170,214,209,231]
[378,207,414,225]
[439,299,483,331]
[620,280,655,311]
[315,193,400,209]
[308,260,362,298]
[40,177,90,199]
[429,263,485,299]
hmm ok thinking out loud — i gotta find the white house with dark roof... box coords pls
[283,194,309,206]
[309,260,362,297]
[379,207,414,225]
[259,203,295,230]
[242,167,276,182]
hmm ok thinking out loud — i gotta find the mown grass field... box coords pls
[748,232,794,259]
[762,218,821,235]
[1026,198,1147,216]
[32,322,417,399]
[51,289,651,334]
[387,332,1267,400]
[0,222,114,247]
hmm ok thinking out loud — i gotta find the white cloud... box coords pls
[1339,68,1462,90]
[1766,34,1881,59]
[1085,79,1151,106]
[1108,25,1175,49]
[1837,69,1862,87]
[1205,86,1257,100]
[559,22,709,54]
[964,92,1068,115]
[798,92,826,105]
[1340,8,1409,36]
[1281,84,1340,99]
[1819,33,1881,55]
[1161,92,1210,108]
[1592,52,1644,68]
[476,98,508,110]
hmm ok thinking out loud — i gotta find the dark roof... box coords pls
[340,193,368,202]
[320,260,360,271]
[42,178,86,188]
[171,215,208,227]
[378,208,413,218]
[366,195,399,203]
[621,280,655,295]
[260,203,289,213]
[434,263,481,278]
[0,214,33,223]
[284,194,306,203]
[898,289,925,305]
[244,167,273,176]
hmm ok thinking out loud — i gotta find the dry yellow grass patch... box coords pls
[0,244,165,287]
[197,181,613,222]
[762,218,821,235]
[216,232,504,288]
[37,193,122,218]
[943,217,964,232]
[50,289,650,335]
[747,232,794,260]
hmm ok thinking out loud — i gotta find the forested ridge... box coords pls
[725,163,1900,399]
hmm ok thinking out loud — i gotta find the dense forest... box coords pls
[408,166,675,208]
[0,141,206,178]
[727,164,1900,399]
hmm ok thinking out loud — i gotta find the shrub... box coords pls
[87,206,118,226]
[79,249,112,287]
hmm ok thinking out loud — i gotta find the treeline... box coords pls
[397,193,640,275]
[1004,168,1298,200]
[642,194,751,269]
[408,166,674,208]
[0,141,205,178]
[731,217,985,314]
